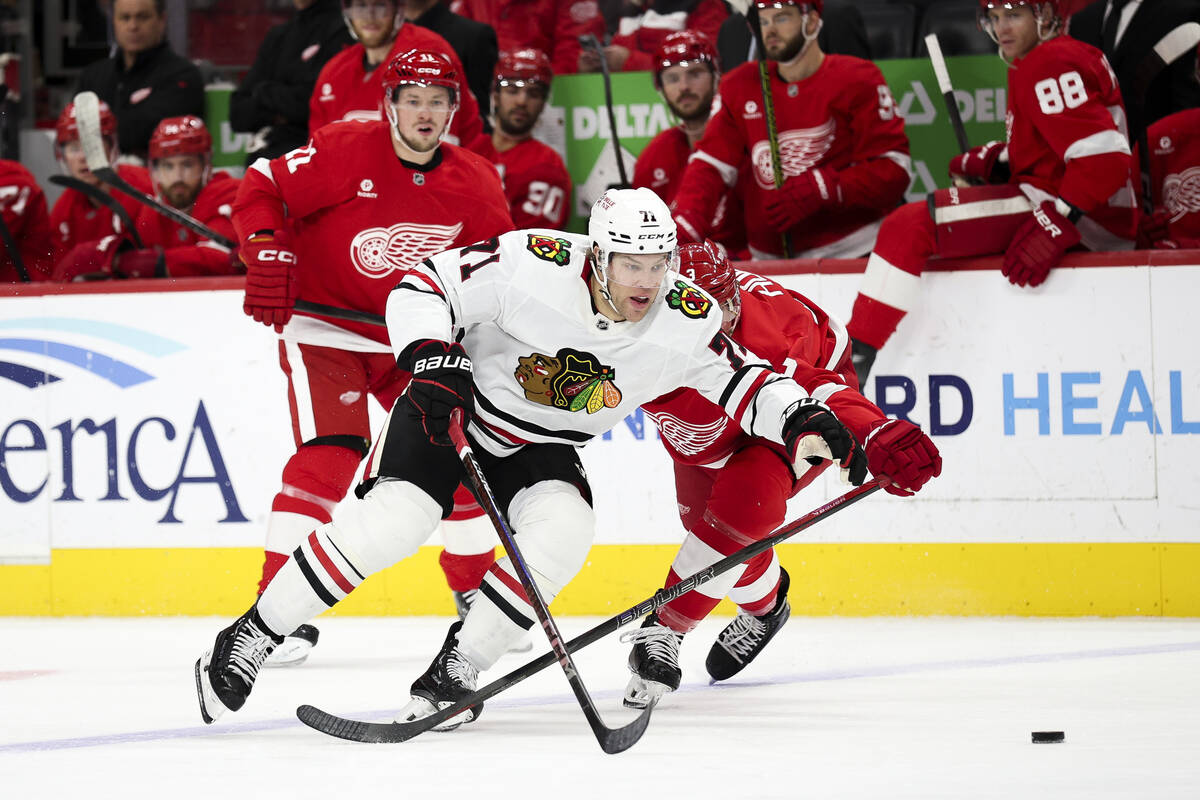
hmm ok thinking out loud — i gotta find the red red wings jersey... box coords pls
[49,164,151,260]
[308,27,482,146]
[135,171,241,277]
[234,120,514,345]
[1148,108,1200,246]
[1005,36,1137,247]
[674,55,911,259]
[449,0,604,76]
[634,125,746,255]
[466,133,572,229]
[643,271,885,468]
[0,159,54,282]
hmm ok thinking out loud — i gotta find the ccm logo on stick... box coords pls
[414,355,472,372]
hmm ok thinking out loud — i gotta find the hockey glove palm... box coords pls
[241,231,298,333]
[948,141,1008,185]
[1002,202,1080,288]
[763,168,840,232]
[403,339,474,446]
[864,419,941,497]
[783,398,866,485]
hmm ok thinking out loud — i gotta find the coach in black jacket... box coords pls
[406,0,499,123]
[230,0,353,165]
[76,0,205,162]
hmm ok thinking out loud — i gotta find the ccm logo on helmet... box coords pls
[638,233,669,240]
[258,249,297,264]
[414,354,472,373]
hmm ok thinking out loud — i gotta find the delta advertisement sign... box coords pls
[2,262,1198,562]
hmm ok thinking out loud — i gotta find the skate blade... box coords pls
[194,652,225,725]
[622,675,672,710]
[265,638,313,667]
[396,696,478,732]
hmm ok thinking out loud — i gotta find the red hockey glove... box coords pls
[948,141,1008,185]
[402,339,474,447]
[1002,201,1080,288]
[671,208,707,245]
[241,230,298,333]
[864,418,941,497]
[112,247,166,279]
[51,234,128,282]
[783,398,866,485]
[763,167,840,232]
[1137,209,1170,249]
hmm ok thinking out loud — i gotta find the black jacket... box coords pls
[76,40,205,161]
[411,1,499,122]
[1071,0,1200,143]
[230,0,353,164]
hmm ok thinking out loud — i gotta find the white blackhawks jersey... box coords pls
[387,229,813,457]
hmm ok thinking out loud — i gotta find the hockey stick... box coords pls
[48,175,145,248]
[924,33,971,155]
[580,34,631,189]
[448,408,653,754]
[742,5,793,258]
[296,476,884,744]
[0,204,29,282]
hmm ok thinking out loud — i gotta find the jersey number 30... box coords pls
[1034,71,1087,115]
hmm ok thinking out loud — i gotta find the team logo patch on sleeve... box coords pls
[526,234,573,266]
[666,280,712,319]
[514,347,621,414]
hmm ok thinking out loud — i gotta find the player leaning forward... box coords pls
[195,187,869,727]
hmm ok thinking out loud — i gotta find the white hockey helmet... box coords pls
[588,187,678,289]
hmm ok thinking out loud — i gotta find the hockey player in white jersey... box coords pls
[194,187,867,728]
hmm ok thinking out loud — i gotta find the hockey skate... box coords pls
[705,568,792,682]
[850,339,877,388]
[621,613,684,709]
[395,620,483,731]
[194,606,284,724]
[265,624,320,667]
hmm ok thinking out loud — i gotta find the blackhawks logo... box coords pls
[526,234,573,266]
[514,347,622,414]
[666,280,712,319]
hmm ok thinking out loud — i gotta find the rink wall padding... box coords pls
[2,252,1199,617]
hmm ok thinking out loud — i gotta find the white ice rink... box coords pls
[2,615,1199,799]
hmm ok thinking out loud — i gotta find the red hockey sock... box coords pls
[258,550,290,596]
[439,549,497,592]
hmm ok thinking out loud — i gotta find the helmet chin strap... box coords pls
[778,16,824,68]
[590,251,626,320]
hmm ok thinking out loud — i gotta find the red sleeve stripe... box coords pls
[486,562,531,605]
[731,368,772,423]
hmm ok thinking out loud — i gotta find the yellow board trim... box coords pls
[2,543,1197,616]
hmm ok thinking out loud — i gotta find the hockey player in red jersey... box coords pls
[670,0,912,260]
[623,241,942,707]
[232,49,513,665]
[466,49,572,228]
[450,0,605,76]
[49,101,151,264]
[633,30,746,257]
[308,0,481,146]
[846,0,1137,385]
[1141,106,1200,249]
[0,160,54,282]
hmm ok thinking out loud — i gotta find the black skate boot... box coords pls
[850,339,877,389]
[195,606,284,724]
[265,624,320,667]
[620,613,684,709]
[452,589,477,621]
[396,620,483,731]
[705,568,792,682]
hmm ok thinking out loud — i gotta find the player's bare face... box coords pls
[660,64,715,123]
[346,0,397,47]
[389,86,453,158]
[987,6,1040,61]
[759,6,811,63]
[495,82,547,137]
[152,154,206,210]
[113,0,165,56]
[598,252,670,322]
[60,140,103,187]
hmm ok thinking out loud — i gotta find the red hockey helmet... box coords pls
[679,240,741,330]
[149,116,212,160]
[383,49,460,106]
[753,0,823,13]
[653,30,720,89]
[56,100,116,146]
[493,48,553,92]
[976,1,1067,41]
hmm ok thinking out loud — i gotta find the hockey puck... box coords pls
[1031,731,1065,743]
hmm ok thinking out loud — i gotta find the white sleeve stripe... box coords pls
[881,151,913,174]
[932,194,1031,225]
[823,310,850,371]
[688,150,739,186]
[640,9,688,30]
[811,383,848,404]
[249,157,275,182]
[1063,129,1130,162]
[197,240,231,254]
[857,251,923,312]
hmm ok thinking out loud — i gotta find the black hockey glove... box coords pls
[402,339,474,446]
[782,398,867,486]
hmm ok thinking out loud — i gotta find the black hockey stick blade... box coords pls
[48,174,146,248]
[296,478,883,744]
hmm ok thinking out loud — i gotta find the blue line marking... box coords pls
[0,360,61,388]
[2,639,1197,753]
[0,318,186,357]
[0,339,154,388]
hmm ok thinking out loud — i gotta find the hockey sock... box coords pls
[257,551,289,596]
[438,550,496,592]
[727,550,782,616]
[656,526,747,633]
[847,201,933,349]
[439,489,498,591]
